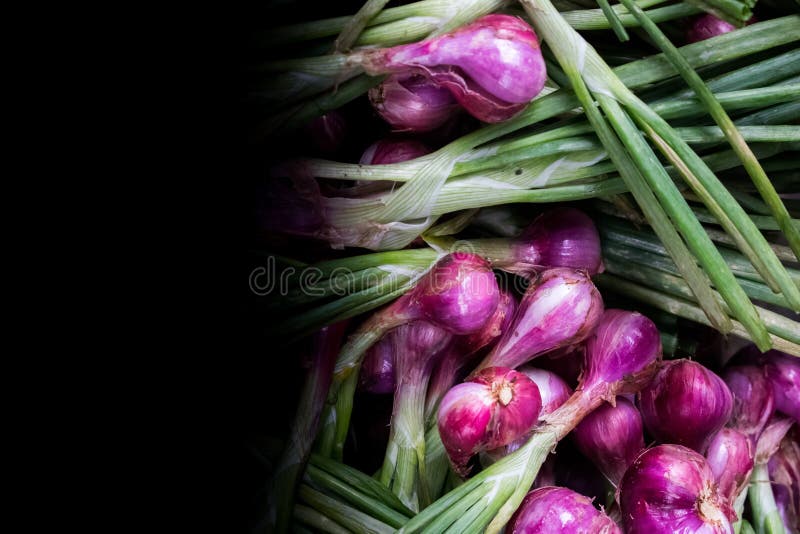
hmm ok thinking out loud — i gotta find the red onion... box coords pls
[536,344,584,389]
[368,73,461,132]
[519,367,572,416]
[763,350,800,422]
[476,268,603,372]
[425,288,517,423]
[507,208,604,277]
[509,486,621,534]
[572,397,645,487]
[768,428,800,531]
[686,14,754,44]
[437,366,541,475]
[344,252,500,344]
[580,309,661,396]
[355,14,547,123]
[639,359,733,453]
[305,110,347,156]
[483,367,572,462]
[359,338,395,394]
[329,252,500,461]
[722,365,775,443]
[705,428,754,505]
[359,138,431,165]
[619,444,734,534]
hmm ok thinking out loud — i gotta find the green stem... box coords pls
[305,465,410,528]
[298,485,397,534]
[334,0,391,52]
[749,463,787,534]
[618,0,800,260]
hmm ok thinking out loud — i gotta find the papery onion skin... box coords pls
[512,208,604,276]
[369,73,461,132]
[572,397,645,486]
[437,366,541,475]
[508,486,622,534]
[357,14,547,123]
[476,268,603,372]
[705,428,754,505]
[619,444,734,534]
[638,359,733,453]
[359,138,431,165]
[722,365,774,443]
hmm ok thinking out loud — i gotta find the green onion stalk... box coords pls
[519,0,799,352]
[749,417,795,534]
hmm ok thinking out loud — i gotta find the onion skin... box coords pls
[476,268,603,372]
[511,208,604,277]
[359,337,395,394]
[572,397,645,486]
[722,365,774,444]
[483,367,572,462]
[438,366,541,475]
[519,367,572,417]
[619,444,734,534]
[369,73,460,132]
[638,359,733,453]
[408,252,501,335]
[425,289,517,423]
[686,14,754,44]
[357,14,546,123]
[763,351,800,422]
[582,309,662,395]
[305,110,347,156]
[705,428,754,506]
[508,486,621,534]
[358,138,431,165]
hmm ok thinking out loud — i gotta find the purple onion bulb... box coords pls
[405,252,501,335]
[518,367,572,416]
[581,309,662,396]
[357,14,547,123]
[368,73,461,132]
[509,486,622,534]
[359,336,395,394]
[722,365,775,443]
[572,397,645,487]
[305,110,347,156]
[619,444,734,534]
[705,428,754,506]
[476,268,604,371]
[686,14,754,44]
[359,138,431,165]
[438,366,541,475]
[763,350,800,422]
[638,359,733,453]
[511,208,604,276]
[425,289,517,423]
